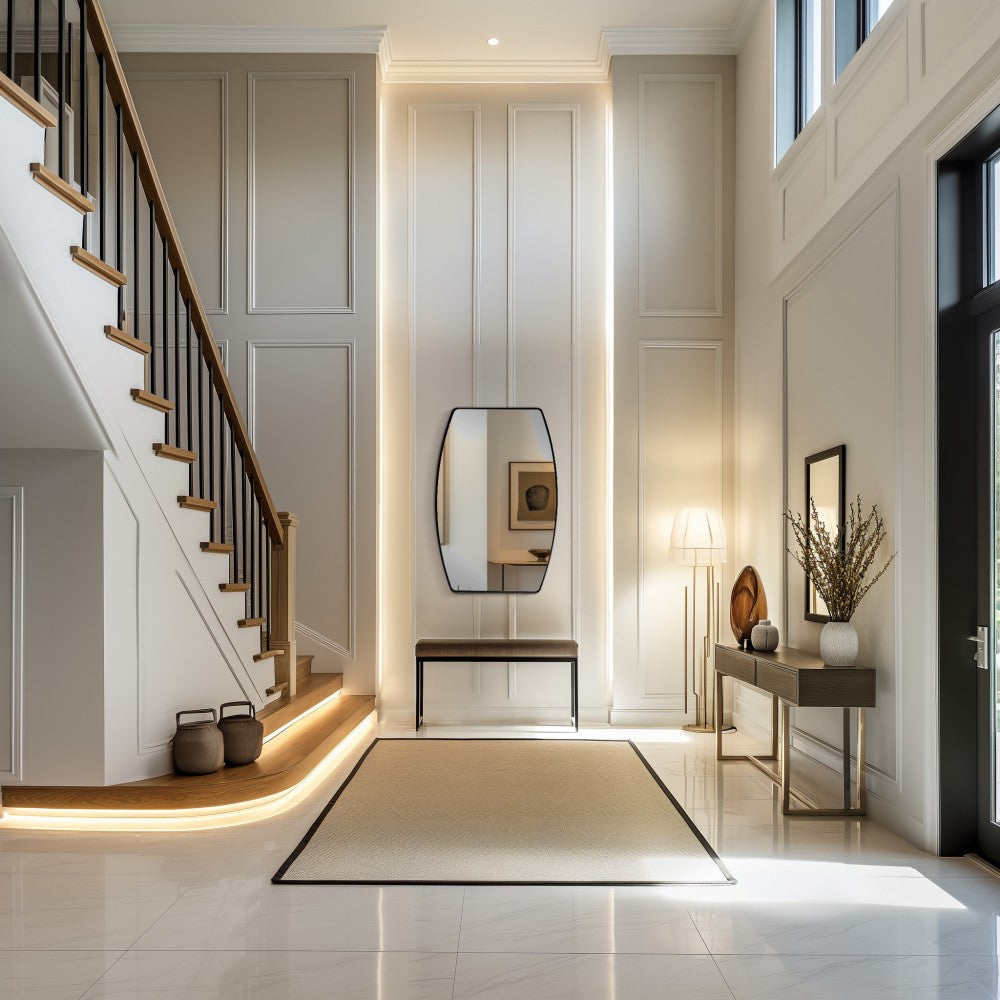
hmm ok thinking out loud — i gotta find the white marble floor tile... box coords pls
[0,951,122,1000]
[715,954,999,999]
[132,878,465,952]
[452,953,734,1000]
[82,950,458,999]
[0,873,189,951]
[458,886,708,954]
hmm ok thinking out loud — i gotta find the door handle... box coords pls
[968,626,989,670]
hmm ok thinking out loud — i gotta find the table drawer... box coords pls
[715,646,756,684]
[757,660,798,703]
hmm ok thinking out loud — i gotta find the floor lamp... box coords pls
[670,507,732,734]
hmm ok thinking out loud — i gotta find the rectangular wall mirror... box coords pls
[804,444,846,622]
[436,407,557,593]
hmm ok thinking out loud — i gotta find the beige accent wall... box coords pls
[121,53,378,696]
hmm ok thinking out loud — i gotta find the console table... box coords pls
[714,642,876,816]
[415,639,578,731]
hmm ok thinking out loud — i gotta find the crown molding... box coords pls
[111,24,388,54]
[111,17,759,79]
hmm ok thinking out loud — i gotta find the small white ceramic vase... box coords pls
[820,620,858,666]
[750,619,779,652]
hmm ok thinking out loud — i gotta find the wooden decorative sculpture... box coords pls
[730,566,768,648]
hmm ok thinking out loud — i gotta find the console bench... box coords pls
[415,639,579,731]
[714,642,876,817]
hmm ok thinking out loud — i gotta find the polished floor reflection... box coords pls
[0,727,998,998]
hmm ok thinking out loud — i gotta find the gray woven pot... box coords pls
[218,701,264,766]
[172,708,224,775]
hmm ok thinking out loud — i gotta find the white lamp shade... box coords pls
[669,507,727,566]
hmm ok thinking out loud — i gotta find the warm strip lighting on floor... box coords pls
[261,688,343,744]
[0,711,376,833]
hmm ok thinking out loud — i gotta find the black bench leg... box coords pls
[415,658,423,731]
[571,658,578,731]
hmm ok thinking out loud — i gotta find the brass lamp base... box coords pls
[683,722,735,734]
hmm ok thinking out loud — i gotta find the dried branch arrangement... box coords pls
[784,495,895,622]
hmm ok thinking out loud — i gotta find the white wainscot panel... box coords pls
[922,0,993,77]
[834,23,908,180]
[249,342,354,668]
[129,74,228,313]
[0,487,23,780]
[410,104,480,651]
[249,73,353,313]
[508,105,576,701]
[639,343,722,705]
[782,130,827,241]
[639,76,721,317]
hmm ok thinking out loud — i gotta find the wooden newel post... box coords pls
[271,511,298,698]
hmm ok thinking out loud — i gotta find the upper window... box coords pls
[986,151,1000,286]
[776,0,821,163]
[836,0,896,78]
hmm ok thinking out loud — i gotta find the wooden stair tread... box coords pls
[70,246,127,287]
[253,648,280,662]
[202,541,234,554]
[238,616,265,628]
[258,671,344,738]
[0,72,57,128]
[105,325,151,355]
[266,681,289,697]
[30,163,93,214]
[2,694,374,811]
[131,388,173,413]
[153,443,196,463]
[219,582,251,593]
[178,495,216,511]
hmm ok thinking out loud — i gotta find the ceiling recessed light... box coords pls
[487,36,500,46]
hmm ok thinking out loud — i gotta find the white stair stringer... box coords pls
[0,93,280,786]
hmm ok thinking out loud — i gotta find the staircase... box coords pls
[0,0,374,812]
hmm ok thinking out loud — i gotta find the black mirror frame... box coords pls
[434,406,558,595]
[803,443,846,623]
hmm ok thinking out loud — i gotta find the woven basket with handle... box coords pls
[218,701,264,766]
[172,708,225,775]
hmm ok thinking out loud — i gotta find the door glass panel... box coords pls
[994,333,1000,822]
[989,154,1000,286]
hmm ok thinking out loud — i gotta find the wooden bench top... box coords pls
[416,639,578,659]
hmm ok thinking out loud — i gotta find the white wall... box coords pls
[611,56,737,726]
[0,451,105,786]
[380,82,609,727]
[735,0,1000,847]
[122,53,379,695]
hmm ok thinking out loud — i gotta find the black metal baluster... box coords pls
[250,493,257,617]
[132,152,138,339]
[57,0,65,179]
[79,0,87,247]
[259,518,265,625]
[186,307,193,495]
[6,0,13,81]
[97,53,105,259]
[218,395,225,549]
[197,324,205,501]
[208,376,215,539]
[240,451,248,585]
[115,105,123,324]
[173,266,180,445]
[265,529,271,644]
[161,235,168,438]
[148,200,155,390]
[230,426,239,582]
[32,0,39,102]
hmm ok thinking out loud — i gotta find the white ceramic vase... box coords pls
[819,620,858,666]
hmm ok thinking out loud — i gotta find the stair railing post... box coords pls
[271,511,298,698]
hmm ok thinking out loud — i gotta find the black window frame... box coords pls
[776,0,819,161]
[836,0,892,78]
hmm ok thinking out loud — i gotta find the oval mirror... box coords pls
[436,407,557,593]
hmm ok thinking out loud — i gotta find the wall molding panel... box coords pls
[129,72,229,314]
[247,340,357,663]
[0,487,23,781]
[247,71,356,315]
[638,74,723,317]
[636,341,723,703]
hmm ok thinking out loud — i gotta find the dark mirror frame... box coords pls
[435,406,559,595]
[804,444,847,623]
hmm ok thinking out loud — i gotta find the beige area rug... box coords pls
[274,739,733,885]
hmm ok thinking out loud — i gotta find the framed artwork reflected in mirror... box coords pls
[804,444,846,623]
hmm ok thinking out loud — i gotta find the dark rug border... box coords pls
[272,737,736,886]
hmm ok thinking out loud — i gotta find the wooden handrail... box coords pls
[84,0,284,549]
